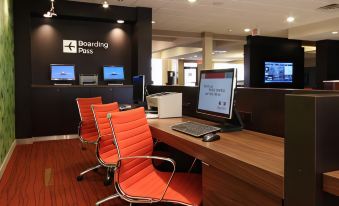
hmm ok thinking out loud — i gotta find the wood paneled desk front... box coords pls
[148,117,284,206]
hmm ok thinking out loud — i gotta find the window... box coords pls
[151,59,162,85]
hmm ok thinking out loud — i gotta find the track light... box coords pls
[103,1,109,8]
[43,0,57,18]
[117,19,125,24]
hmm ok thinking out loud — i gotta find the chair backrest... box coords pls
[76,97,102,142]
[108,107,154,183]
[92,102,120,159]
[76,97,102,121]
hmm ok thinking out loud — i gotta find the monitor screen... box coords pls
[103,66,125,81]
[265,62,293,83]
[51,64,75,81]
[197,69,236,119]
[133,75,145,103]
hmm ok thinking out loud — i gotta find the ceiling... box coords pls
[69,0,339,61]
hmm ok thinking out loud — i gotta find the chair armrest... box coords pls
[117,155,176,202]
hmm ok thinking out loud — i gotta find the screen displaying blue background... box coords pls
[103,66,125,80]
[51,65,75,80]
[265,62,293,83]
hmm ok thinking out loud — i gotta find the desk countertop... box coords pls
[323,170,339,196]
[148,116,284,198]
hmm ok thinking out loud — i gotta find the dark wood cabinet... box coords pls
[31,85,133,137]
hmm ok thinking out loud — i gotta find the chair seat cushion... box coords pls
[119,168,202,206]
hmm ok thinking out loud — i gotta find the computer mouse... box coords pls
[202,133,220,142]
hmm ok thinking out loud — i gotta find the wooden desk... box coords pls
[324,171,339,197]
[148,117,284,206]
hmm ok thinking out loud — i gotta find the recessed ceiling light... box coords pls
[332,31,338,34]
[227,28,233,32]
[212,52,215,55]
[215,50,227,53]
[117,19,124,24]
[103,1,109,8]
[194,55,198,58]
[286,16,295,23]
[188,0,197,3]
[151,20,156,24]
[244,28,251,32]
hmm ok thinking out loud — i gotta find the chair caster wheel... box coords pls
[77,175,84,181]
[104,178,112,186]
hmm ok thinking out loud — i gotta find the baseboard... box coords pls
[16,134,78,145]
[0,139,17,180]
[0,134,79,180]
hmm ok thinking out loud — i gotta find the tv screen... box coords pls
[51,64,75,81]
[103,66,125,81]
[265,62,293,83]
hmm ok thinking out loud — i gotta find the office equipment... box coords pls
[132,75,145,103]
[171,121,220,137]
[76,97,103,181]
[119,104,132,111]
[51,64,76,84]
[197,68,243,131]
[103,66,124,84]
[91,103,120,186]
[146,92,182,118]
[98,107,202,206]
[148,117,284,206]
[79,74,98,85]
[265,62,293,83]
[202,133,220,142]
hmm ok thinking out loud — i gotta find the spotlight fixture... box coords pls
[244,28,251,32]
[151,20,156,24]
[117,19,125,24]
[43,0,57,18]
[188,0,197,3]
[286,16,295,23]
[103,1,109,8]
[332,31,338,34]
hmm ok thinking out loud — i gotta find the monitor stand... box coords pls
[218,109,244,132]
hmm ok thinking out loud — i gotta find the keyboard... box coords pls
[171,121,221,137]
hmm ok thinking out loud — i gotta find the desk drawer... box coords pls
[202,163,282,206]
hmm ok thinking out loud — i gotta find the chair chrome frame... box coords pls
[95,113,196,206]
[91,105,118,186]
[75,98,102,181]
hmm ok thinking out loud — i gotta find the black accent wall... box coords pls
[14,0,152,138]
[244,36,304,89]
[316,40,339,89]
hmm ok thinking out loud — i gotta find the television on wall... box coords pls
[264,62,293,83]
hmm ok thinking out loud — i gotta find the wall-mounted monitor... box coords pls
[103,66,125,81]
[51,64,76,81]
[264,62,293,83]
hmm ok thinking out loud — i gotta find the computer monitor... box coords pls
[197,68,236,119]
[103,66,125,81]
[50,64,76,81]
[132,75,145,103]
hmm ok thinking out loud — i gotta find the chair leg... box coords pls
[96,194,119,206]
[104,167,113,186]
[76,164,102,181]
[188,158,197,173]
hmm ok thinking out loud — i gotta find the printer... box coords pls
[146,92,182,118]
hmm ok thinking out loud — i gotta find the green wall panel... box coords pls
[0,0,15,165]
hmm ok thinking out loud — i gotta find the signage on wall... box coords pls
[63,40,109,55]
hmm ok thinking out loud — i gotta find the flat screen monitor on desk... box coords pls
[132,75,145,104]
[197,68,243,131]
[103,66,124,84]
[51,64,75,85]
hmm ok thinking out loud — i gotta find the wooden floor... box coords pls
[0,139,128,206]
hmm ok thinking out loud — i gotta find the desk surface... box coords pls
[323,170,339,196]
[148,117,284,198]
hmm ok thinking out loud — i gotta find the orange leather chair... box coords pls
[91,102,120,185]
[76,97,103,181]
[96,107,202,206]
